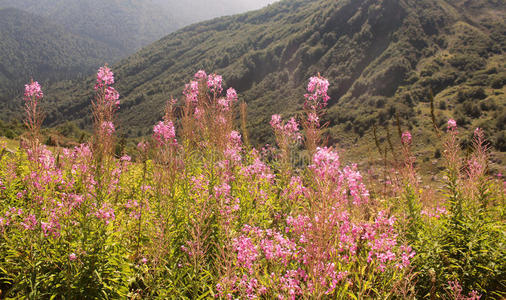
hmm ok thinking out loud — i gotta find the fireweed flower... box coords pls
[284,117,301,141]
[105,86,120,108]
[153,121,176,146]
[447,281,481,300]
[307,112,319,126]
[41,217,61,238]
[304,76,330,110]
[310,147,341,179]
[95,65,114,89]
[183,81,199,105]
[94,203,115,225]
[447,118,457,131]
[282,176,307,202]
[224,130,243,162]
[217,87,239,111]
[240,157,275,182]
[421,206,448,219]
[270,115,301,142]
[137,141,148,152]
[207,73,223,94]
[101,121,115,136]
[21,214,37,230]
[218,98,230,111]
[270,114,282,129]
[227,87,238,103]
[229,130,242,146]
[194,70,207,80]
[24,81,43,101]
[401,131,412,145]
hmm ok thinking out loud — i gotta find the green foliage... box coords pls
[0,7,121,121]
[399,130,506,299]
[0,120,23,140]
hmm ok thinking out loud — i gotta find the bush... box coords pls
[399,126,506,298]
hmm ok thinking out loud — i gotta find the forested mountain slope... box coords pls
[24,0,506,151]
[0,0,278,119]
[0,8,120,116]
[0,0,278,55]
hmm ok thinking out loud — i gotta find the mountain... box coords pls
[23,0,506,152]
[0,7,120,117]
[0,0,279,55]
[0,0,279,121]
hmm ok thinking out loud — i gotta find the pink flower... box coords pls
[183,81,199,105]
[194,70,207,80]
[153,121,176,146]
[194,107,203,120]
[217,88,239,111]
[214,183,231,198]
[229,130,242,146]
[270,114,282,129]
[447,119,457,131]
[304,76,330,110]
[41,217,61,238]
[21,214,37,230]
[240,157,275,182]
[24,81,43,100]
[310,147,340,178]
[286,117,300,135]
[218,98,231,111]
[101,121,115,136]
[137,141,148,152]
[69,253,77,261]
[233,235,259,272]
[95,203,115,225]
[105,86,120,108]
[207,74,223,94]
[307,112,319,126]
[270,115,301,142]
[401,131,412,145]
[282,176,307,202]
[226,88,238,103]
[447,281,481,300]
[96,66,114,87]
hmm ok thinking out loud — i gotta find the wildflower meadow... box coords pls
[0,66,504,299]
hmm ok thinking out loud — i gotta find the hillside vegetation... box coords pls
[0,8,121,116]
[0,0,279,121]
[0,0,278,55]
[35,0,504,155]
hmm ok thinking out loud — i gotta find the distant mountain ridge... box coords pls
[0,0,278,55]
[0,7,120,113]
[0,0,278,118]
